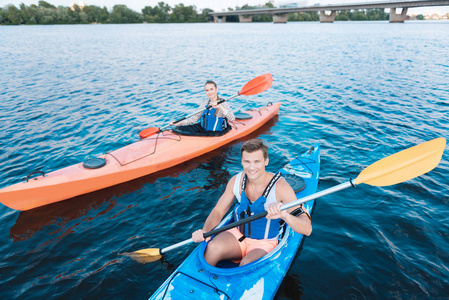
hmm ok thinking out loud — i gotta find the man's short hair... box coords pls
[241,139,268,159]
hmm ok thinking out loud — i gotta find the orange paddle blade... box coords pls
[139,127,160,139]
[239,73,273,96]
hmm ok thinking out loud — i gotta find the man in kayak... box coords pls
[170,80,235,136]
[192,139,312,267]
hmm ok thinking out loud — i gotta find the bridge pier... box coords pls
[320,11,336,23]
[389,7,408,23]
[214,16,226,23]
[273,13,288,23]
[239,15,253,22]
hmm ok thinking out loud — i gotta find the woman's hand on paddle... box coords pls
[210,102,220,109]
[212,102,230,117]
[192,229,210,243]
[266,202,287,220]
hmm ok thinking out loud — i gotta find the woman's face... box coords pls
[205,83,218,101]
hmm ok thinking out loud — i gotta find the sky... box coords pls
[0,0,447,15]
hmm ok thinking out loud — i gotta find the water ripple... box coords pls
[0,22,448,299]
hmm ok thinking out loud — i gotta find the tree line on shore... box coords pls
[0,1,401,25]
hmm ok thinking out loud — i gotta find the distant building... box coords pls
[276,0,309,8]
[71,0,87,11]
[423,13,448,20]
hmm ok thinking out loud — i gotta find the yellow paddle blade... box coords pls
[354,138,446,187]
[119,248,162,264]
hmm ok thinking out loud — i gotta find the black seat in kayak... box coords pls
[216,260,239,269]
[172,123,232,137]
[283,174,306,193]
[83,157,106,169]
[234,112,252,120]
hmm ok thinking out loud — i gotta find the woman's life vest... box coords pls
[200,105,229,132]
[233,172,282,240]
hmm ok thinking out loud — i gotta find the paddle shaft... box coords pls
[160,181,353,255]
[150,138,446,257]
[139,74,273,138]
[205,181,353,237]
[158,95,238,132]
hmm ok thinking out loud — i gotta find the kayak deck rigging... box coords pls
[106,132,182,167]
[105,104,275,167]
[0,103,281,211]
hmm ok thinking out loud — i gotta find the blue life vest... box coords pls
[200,106,228,132]
[233,172,282,240]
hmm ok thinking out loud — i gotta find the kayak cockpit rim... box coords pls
[195,202,315,275]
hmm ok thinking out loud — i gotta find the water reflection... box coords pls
[198,151,231,190]
[275,273,304,300]
[159,256,176,272]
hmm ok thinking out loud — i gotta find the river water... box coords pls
[0,21,448,299]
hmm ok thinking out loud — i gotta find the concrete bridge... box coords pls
[209,0,449,23]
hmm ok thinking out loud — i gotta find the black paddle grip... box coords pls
[203,211,268,239]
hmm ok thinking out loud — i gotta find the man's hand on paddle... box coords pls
[192,229,210,243]
[266,202,288,220]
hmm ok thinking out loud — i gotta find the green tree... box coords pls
[366,8,388,20]
[240,5,269,22]
[20,3,33,24]
[289,11,319,21]
[352,10,368,20]
[416,14,424,20]
[171,4,198,22]
[6,4,22,25]
[0,7,7,24]
[335,10,349,21]
[67,4,81,23]
[199,8,214,22]
[38,1,56,9]
[110,4,142,23]
[0,1,215,25]
[142,2,171,23]
[83,5,109,23]
[54,6,67,24]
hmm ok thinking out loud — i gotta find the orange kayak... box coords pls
[0,103,280,211]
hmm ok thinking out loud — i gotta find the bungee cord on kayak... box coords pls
[106,131,181,167]
[286,156,318,176]
[107,103,277,167]
[0,74,276,211]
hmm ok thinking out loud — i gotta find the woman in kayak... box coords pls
[192,139,312,267]
[170,80,235,136]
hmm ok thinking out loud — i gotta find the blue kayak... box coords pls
[150,143,320,299]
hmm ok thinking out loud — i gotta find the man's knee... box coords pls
[205,239,223,255]
[239,249,267,266]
